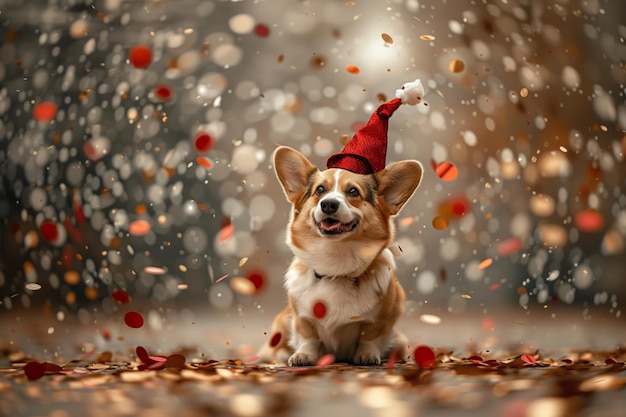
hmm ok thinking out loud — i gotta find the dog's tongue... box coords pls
[321,219,341,231]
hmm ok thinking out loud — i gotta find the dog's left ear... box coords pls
[376,160,423,215]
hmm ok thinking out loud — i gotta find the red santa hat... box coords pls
[326,79,424,174]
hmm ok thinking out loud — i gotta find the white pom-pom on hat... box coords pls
[395,79,424,106]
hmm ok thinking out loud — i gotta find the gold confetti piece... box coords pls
[520,87,529,97]
[420,34,435,41]
[461,294,472,299]
[230,276,256,296]
[239,257,249,267]
[448,59,465,73]
[478,258,494,269]
[381,33,393,44]
[419,313,442,325]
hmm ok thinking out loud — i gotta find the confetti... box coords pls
[574,210,604,233]
[230,276,256,296]
[129,45,152,69]
[313,302,326,319]
[269,332,282,347]
[194,132,214,153]
[32,101,57,122]
[345,64,360,74]
[381,33,393,44]
[420,34,435,41]
[448,59,465,73]
[478,258,493,270]
[112,289,131,304]
[413,345,436,368]
[316,353,335,367]
[124,312,144,329]
[419,314,442,325]
[434,161,458,181]
[128,220,151,236]
[24,361,46,380]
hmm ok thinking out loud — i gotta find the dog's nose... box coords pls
[320,198,339,214]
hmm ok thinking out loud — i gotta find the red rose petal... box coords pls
[387,350,398,369]
[313,302,326,319]
[165,354,186,368]
[413,345,436,368]
[24,361,45,380]
[42,362,63,372]
[124,311,144,329]
[247,270,265,292]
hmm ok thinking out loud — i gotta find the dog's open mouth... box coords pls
[317,217,359,235]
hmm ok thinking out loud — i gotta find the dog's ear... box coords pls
[273,146,318,204]
[376,160,423,215]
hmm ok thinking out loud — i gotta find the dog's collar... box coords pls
[314,271,359,287]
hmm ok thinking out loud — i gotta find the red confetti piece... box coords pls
[33,101,57,122]
[316,353,335,367]
[387,350,398,369]
[136,346,151,363]
[40,220,59,242]
[247,270,266,292]
[153,84,174,101]
[42,362,64,372]
[197,156,213,169]
[112,289,131,304]
[496,237,522,257]
[270,332,282,347]
[129,45,152,69]
[124,311,144,328]
[165,354,187,368]
[129,219,151,236]
[313,301,326,319]
[63,218,84,244]
[489,283,500,291]
[24,361,45,380]
[413,345,436,368]
[574,209,604,233]
[194,132,214,153]
[245,356,260,364]
[218,224,235,242]
[345,64,360,74]
[254,23,270,37]
[434,161,458,181]
[521,354,536,365]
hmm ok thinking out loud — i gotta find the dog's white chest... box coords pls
[284,252,393,329]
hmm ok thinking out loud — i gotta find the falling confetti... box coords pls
[32,101,57,122]
[345,64,360,74]
[448,59,465,73]
[129,45,152,69]
[313,302,326,319]
[124,312,144,329]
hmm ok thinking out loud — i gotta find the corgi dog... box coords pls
[259,146,423,365]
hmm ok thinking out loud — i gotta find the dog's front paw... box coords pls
[354,342,382,365]
[354,352,381,365]
[288,352,318,366]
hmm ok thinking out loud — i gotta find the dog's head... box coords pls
[274,146,422,276]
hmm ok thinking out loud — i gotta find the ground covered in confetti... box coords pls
[2,307,625,417]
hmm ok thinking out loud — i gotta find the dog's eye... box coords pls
[347,187,360,198]
[315,185,325,195]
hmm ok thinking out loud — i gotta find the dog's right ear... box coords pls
[273,146,318,204]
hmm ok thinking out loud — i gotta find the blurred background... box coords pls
[0,0,625,354]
